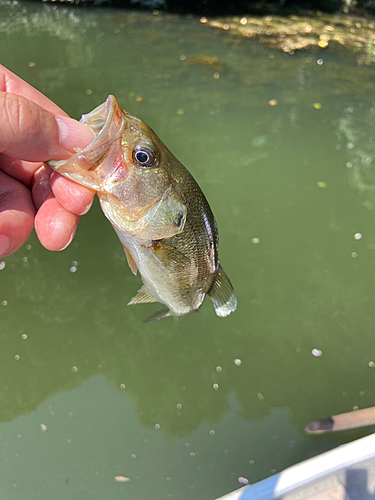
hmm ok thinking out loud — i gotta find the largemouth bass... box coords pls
[49,96,236,320]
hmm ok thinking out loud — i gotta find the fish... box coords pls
[48,95,237,320]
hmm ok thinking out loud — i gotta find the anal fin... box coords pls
[128,285,158,305]
[207,264,237,317]
[123,245,138,276]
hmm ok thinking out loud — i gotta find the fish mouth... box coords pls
[77,95,125,171]
[48,95,125,174]
[80,95,120,141]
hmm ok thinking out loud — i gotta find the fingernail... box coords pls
[56,118,96,154]
[0,234,11,257]
[58,221,79,251]
[78,199,93,216]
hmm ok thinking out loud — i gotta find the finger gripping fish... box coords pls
[49,96,237,320]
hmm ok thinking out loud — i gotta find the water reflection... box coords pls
[2,1,375,498]
[2,224,375,440]
[338,103,375,209]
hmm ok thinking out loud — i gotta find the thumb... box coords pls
[0,93,95,162]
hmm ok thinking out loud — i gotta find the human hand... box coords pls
[0,65,96,258]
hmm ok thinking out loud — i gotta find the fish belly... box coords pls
[115,229,204,316]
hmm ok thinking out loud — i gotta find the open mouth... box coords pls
[48,95,124,173]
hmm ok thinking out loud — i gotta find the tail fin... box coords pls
[207,264,237,317]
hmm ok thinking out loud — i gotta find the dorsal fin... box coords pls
[128,285,158,305]
[123,245,138,276]
[207,264,237,317]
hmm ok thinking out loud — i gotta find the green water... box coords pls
[1,2,375,498]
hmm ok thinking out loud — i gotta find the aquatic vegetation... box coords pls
[187,54,227,72]
[202,12,375,60]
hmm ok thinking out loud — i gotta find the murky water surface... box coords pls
[1,2,375,498]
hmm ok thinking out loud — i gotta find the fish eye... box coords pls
[132,143,157,168]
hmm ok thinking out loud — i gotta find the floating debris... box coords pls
[114,476,130,483]
[268,99,278,106]
[28,62,36,67]
[312,348,323,357]
[234,358,242,366]
[0,262,5,270]
[354,232,362,240]
[317,181,327,188]
[252,238,260,244]
[313,102,322,109]
[351,252,358,258]
[135,96,143,102]
[40,424,47,432]
[257,392,264,401]
[238,477,249,485]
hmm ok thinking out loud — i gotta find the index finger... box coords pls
[0,65,69,117]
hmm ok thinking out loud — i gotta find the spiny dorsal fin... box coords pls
[128,285,158,305]
[123,245,138,276]
[207,264,237,317]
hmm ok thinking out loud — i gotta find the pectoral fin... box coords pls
[123,245,138,276]
[128,187,187,241]
[147,239,190,270]
[207,264,237,317]
[128,285,158,305]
